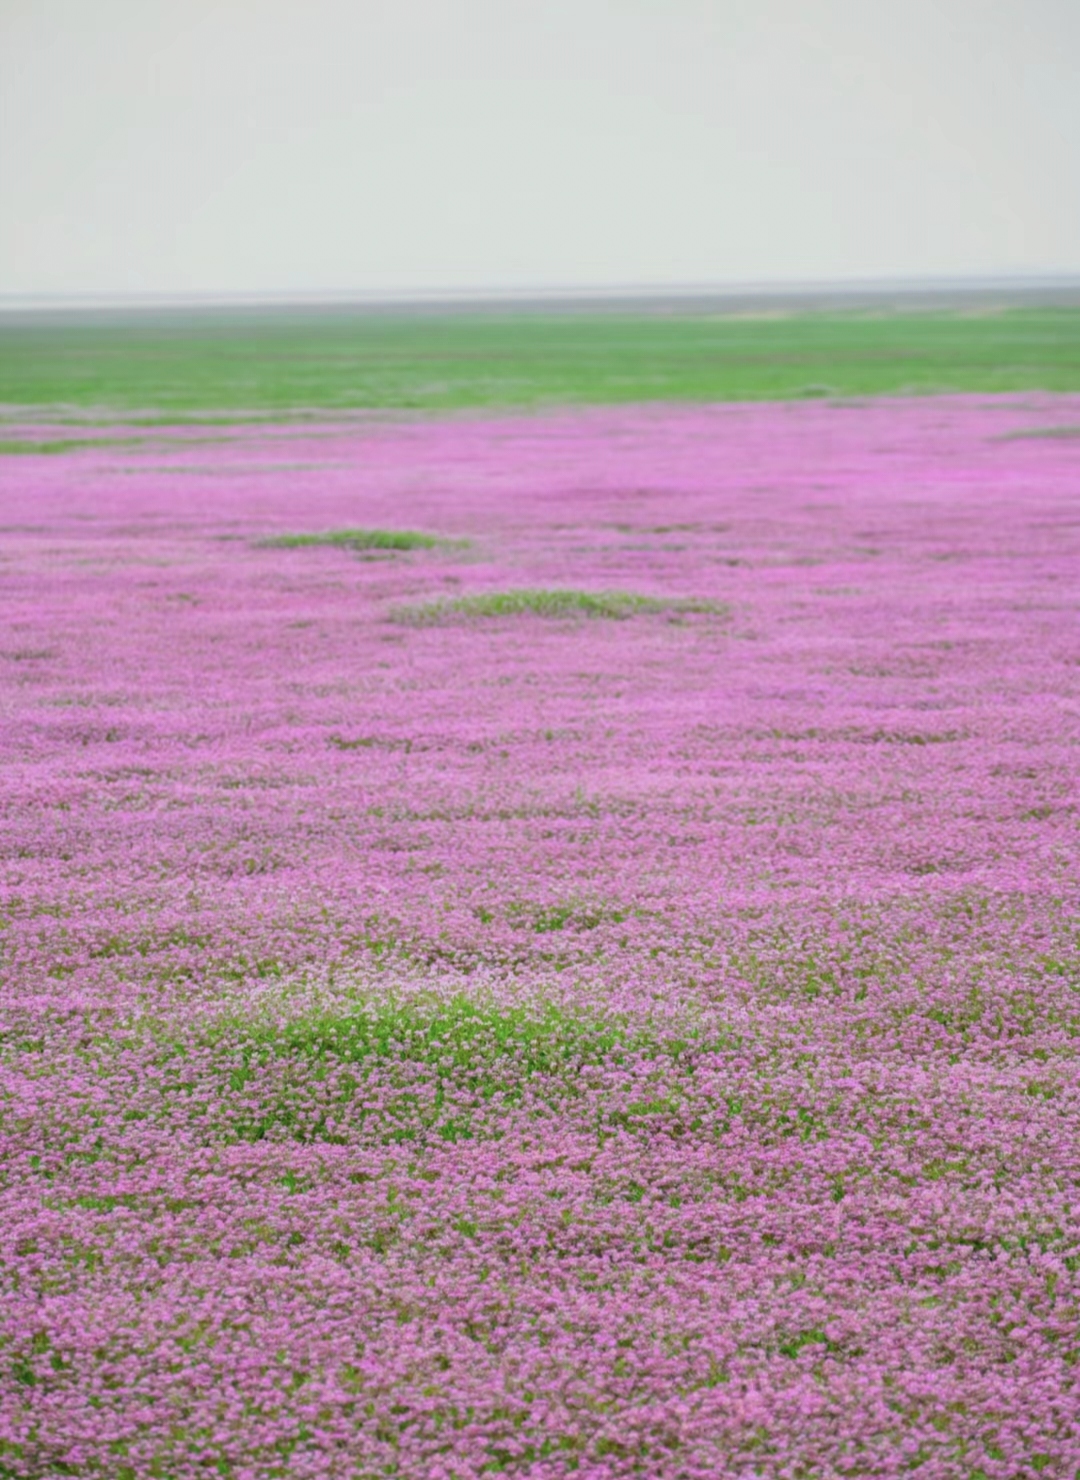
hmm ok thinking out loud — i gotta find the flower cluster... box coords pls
[1,396,1078,1477]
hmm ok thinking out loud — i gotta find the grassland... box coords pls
[1,305,1079,418]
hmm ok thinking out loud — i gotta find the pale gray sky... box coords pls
[1,0,1078,299]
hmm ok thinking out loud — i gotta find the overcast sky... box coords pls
[1,0,1078,300]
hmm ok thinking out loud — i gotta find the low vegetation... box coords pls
[390,587,728,622]
[260,527,459,552]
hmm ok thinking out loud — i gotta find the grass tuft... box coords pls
[389,588,728,624]
[259,528,460,552]
[995,425,1080,441]
[0,437,142,455]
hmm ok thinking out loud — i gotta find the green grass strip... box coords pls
[390,588,728,623]
[260,527,457,552]
[2,308,1079,414]
[0,437,148,455]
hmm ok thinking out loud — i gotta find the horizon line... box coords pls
[4,272,1080,317]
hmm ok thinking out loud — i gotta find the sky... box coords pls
[1,0,1078,300]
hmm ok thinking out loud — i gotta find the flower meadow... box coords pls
[1,396,1079,1479]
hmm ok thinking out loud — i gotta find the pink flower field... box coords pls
[1,396,1079,1478]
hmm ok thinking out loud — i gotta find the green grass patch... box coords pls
[209,992,729,1079]
[389,588,727,624]
[225,996,641,1075]
[187,993,731,1144]
[501,900,632,933]
[995,425,1080,441]
[0,437,146,455]
[259,527,459,552]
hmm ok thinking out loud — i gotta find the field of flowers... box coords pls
[1,395,1078,1478]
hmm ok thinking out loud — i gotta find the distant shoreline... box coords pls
[4,275,1080,322]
